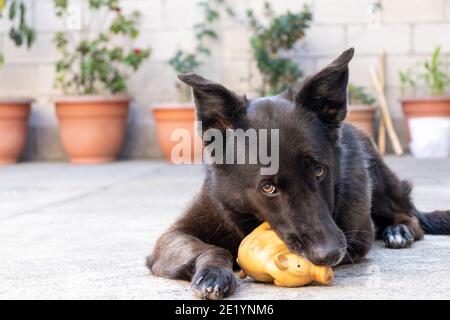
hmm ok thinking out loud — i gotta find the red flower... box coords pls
[134,48,142,56]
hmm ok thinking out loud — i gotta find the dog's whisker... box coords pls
[346,238,372,248]
[343,230,374,234]
[344,249,356,266]
[235,217,259,224]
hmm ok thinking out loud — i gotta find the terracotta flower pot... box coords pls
[401,97,450,138]
[346,105,376,138]
[152,104,202,163]
[401,97,450,158]
[0,99,32,165]
[55,96,130,164]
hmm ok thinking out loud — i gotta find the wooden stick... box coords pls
[369,66,404,156]
[380,50,386,89]
[377,50,387,155]
[378,117,386,154]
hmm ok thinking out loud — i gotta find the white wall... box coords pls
[1,0,450,160]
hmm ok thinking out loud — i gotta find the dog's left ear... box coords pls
[295,48,354,134]
[178,73,247,133]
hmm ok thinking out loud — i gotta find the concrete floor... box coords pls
[0,157,449,300]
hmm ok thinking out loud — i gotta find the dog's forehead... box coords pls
[247,96,294,120]
[245,95,331,162]
[245,95,309,138]
[245,96,295,130]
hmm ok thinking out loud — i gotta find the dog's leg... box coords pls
[369,155,424,249]
[335,175,375,264]
[148,187,246,300]
[148,230,236,300]
[339,220,375,265]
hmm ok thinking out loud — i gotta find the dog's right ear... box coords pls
[178,73,247,132]
[289,48,354,141]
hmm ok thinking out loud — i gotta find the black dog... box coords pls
[148,48,450,299]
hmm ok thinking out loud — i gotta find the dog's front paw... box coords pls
[383,224,414,249]
[192,267,237,300]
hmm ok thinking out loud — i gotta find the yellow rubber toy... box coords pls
[237,222,333,287]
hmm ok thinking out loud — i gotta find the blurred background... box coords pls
[0,0,449,163]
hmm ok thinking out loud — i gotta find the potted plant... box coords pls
[151,49,201,163]
[246,3,312,95]
[0,0,35,164]
[346,84,377,137]
[399,46,450,158]
[53,0,150,164]
[0,97,32,164]
[152,0,234,163]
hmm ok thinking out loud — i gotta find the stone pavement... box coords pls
[0,157,449,300]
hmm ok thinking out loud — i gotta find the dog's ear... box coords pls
[178,73,247,132]
[295,48,354,135]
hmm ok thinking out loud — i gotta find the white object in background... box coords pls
[65,4,82,30]
[409,118,450,158]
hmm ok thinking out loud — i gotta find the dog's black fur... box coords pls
[148,48,450,299]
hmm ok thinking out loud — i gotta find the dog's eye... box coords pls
[261,182,277,195]
[314,165,326,178]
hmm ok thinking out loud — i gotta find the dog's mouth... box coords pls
[285,233,306,256]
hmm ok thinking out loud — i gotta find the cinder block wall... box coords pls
[1,0,449,160]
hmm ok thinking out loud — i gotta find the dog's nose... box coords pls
[308,245,345,266]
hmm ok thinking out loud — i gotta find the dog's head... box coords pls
[179,48,354,266]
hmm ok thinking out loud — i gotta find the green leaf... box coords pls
[110,47,124,61]
[89,0,102,9]
[54,0,69,10]
[9,0,17,20]
[55,0,69,16]
[246,4,312,95]
[348,84,376,105]
[196,45,211,56]
[25,28,36,48]
[205,8,219,23]
[169,50,201,74]
[5,0,37,49]
[400,46,449,96]
[9,28,23,46]
[19,1,25,25]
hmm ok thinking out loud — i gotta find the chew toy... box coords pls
[237,222,333,287]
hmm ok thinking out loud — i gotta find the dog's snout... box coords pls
[286,232,347,266]
[308,244,345,266]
